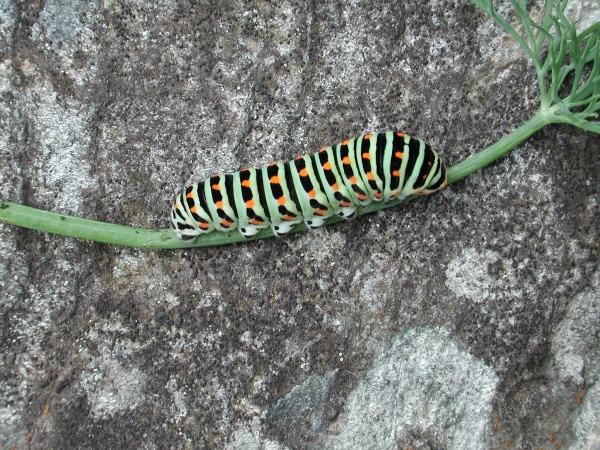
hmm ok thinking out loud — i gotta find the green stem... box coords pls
[0,108,558,249]
[447,108,557,183]
[0,201,175,248]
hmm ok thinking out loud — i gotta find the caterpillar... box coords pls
[171,131,448,241]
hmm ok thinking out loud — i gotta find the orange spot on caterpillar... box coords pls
[396,132,405,138]
[342,139,350,146]
[308,190,316,198]
[215,201,224,209]
[323,161,332,170]
[349,176,357,184]
[422,174,428,180]
[357,193,367,200]
[270,176,280,184]
[241,180,252,188]
[250,219,263,225]
[221,219,232,227]
[332,182,338,190]
[282,215,295,221]
[299,168,309,177]
[212,184,220,191]
[367,172,375,181]
[395,151,403,159]
[374,192,383,198]
[362,152,370,160]
[428,161,432,166]
[340,201,351,206]
[342,156,352,165]
[246,199,255,208]
[314,209,327,215]
[392,170,400,177]
[319,147,327,152]
[190,206,198,213]
[186,192,194,198]
[277,196,286,205]
[364,134,373,140]
[199,222,210,229]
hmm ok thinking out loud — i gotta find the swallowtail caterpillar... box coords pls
[171,131,448,241]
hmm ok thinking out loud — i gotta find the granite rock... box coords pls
[1,0,599,448]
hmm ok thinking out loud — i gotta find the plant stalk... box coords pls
[447,108,558,183]
[0,109,559,249]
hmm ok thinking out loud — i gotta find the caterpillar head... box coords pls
[170,185,214,241]
[420,156,449,195]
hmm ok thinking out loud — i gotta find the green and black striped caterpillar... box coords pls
[171,131,448,241]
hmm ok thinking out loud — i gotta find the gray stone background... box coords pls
[0,0,598,448]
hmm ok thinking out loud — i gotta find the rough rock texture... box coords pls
[0,0,598,449]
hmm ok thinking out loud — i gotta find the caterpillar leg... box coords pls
[271,221,297,237]
[335,206,357,219]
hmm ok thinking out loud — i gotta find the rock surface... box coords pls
[1,0,598,448]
